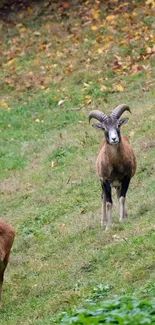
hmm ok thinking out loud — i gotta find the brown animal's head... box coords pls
[89,104,131,145]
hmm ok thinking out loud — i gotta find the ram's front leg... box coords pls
[101,180,112,230]
[119,176,130,221]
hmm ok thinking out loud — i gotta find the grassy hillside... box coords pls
[0,0,155,324]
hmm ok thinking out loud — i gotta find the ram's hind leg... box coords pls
[116,187,128,220]
[119,177,130,221]
[101,180,112,231]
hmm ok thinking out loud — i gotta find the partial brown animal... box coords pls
[89,104,137,230]
[0,221,15,306]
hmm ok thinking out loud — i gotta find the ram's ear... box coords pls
[92,123,105,130]
[118,118,129,127]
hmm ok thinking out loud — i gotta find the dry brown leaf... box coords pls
[146,0,155,7]
[131,64,144,74]
[39,43,47,51]
[65,67,73,73]
[61,2,69,10]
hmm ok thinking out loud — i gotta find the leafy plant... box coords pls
[88,284,113,302]
[57,296,155,324]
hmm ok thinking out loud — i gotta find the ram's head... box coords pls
[89,104,131,145]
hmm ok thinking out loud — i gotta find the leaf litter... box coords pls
[0,0,154,103]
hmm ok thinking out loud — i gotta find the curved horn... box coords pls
[89,110,108,124]
[111,104,131,119]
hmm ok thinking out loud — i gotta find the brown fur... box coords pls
[0,221,15,305]
[96,134,136,229]
[96,135,136,184]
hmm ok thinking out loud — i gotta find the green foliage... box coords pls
[57,296,155,324]
[88,284,113,302]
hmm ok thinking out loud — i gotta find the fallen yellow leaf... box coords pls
[28,71,34,76]
[83,82,89,88]
[19,27,27,33]
[91,25,98,31]
[40,85,46,90]
[86,98,92,105]
[91,9,101,20]
[16,23,23,28]
[113,84,124,92]
[106,14,116,22]
[121,26,129,32]
[0,101,8,107]
[27,7,33,14]
[7,58,16,66]
[97,43,110,54]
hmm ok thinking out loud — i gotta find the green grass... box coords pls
[0,0,155,324]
